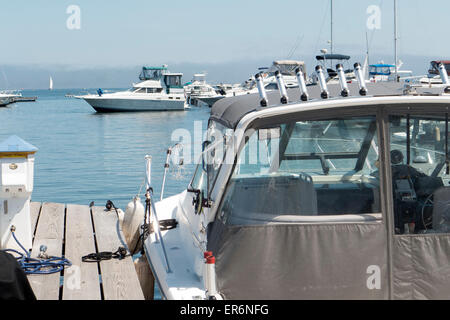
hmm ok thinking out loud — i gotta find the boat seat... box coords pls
[316,184,380,215]
[226,174,318,225]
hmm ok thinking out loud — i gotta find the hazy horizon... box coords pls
[0,53,440,90]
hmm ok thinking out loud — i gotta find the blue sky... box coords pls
[0,0,448,88]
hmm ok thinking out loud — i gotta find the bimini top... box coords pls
[210,82,444,129]
[370,63,395,68]
[316,54,351,61]
[139,65,168,81]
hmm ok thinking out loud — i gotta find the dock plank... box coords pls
[91,206,144,300]
[62,204,101,300]
[30,202,41,237]
[28,202,65,300]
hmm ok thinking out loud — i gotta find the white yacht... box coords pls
[184,73,218,107]
[137,60,450,300]
[77,65,187,112]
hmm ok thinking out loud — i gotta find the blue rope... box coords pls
[1,230,71,274]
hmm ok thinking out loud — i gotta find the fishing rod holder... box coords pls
[354,62,368,96]
[275,70,288,104]
[336,64,349,97]
[315,65,329,99]
[295,67,308,101]
[255,72,268,107]
[438,63,450,93]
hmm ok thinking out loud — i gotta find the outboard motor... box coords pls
[354,63,368,96]
[275,70,288,104]
[295,67,308,101]
[315,65,329,99]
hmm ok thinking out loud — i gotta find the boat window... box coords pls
[189,161,207,194]
[135,88,146,93]
[217,116,382,225]
[164,75,182,88]
[389,114,450,234]
[205,121,233,196]
[146,88,162,93]
[264,83,278,90]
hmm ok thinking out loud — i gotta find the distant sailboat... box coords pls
[49,76,53,90]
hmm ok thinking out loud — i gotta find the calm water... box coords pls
[0,89,210,209]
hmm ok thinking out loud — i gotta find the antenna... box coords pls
[394,0,398,81]
[330,0,333,55]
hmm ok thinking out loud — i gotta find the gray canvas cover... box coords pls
[209,82,443,129]
[393,234,450,299]
[207,220,388,300]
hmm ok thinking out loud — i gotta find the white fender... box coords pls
[123,196,145,252]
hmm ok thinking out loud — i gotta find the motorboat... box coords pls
[0,91,22,106]
[311,52,356,84]
[184,74,218,107]
[419,60,450,84]
[76,65,187,112]
[368,61,413,82]
[140,60,450,300]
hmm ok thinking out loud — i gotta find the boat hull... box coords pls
[82,96,187,112]
[197,95,225,107]
[0,97,11,106]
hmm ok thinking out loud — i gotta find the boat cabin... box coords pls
[186,82,450,299]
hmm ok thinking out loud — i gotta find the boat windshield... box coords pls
[217,116,381,225]
[139,68,164,80]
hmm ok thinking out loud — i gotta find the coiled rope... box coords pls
[1,226,71,274]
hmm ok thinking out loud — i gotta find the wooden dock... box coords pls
[11,96,37,102]
[27,202,145,300]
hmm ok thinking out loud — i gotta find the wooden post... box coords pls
[121,196,155,300]
[134,253,155,300]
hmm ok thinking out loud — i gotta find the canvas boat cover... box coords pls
[210,82,443,129]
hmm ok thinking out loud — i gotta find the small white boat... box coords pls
[184,74,217,107]
[368,61,413,82]
[419,60,450,84]
[76,65,187,112]
[49,76,53,90]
